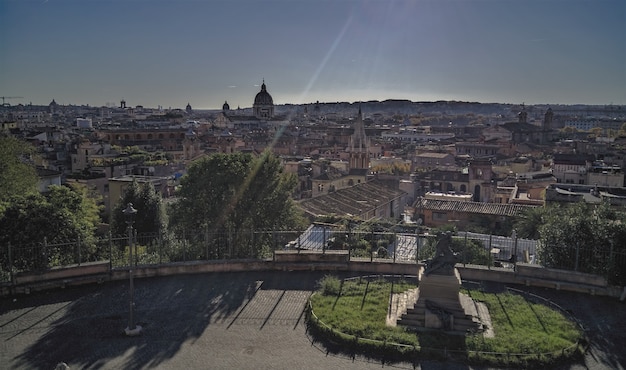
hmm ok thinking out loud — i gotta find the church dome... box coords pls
[254,81,273,106]
[223,101,230,111]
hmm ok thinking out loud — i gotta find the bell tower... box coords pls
[349,105,370,171]
[468,159,494,202]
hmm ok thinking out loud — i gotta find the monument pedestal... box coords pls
[398,266,483,334]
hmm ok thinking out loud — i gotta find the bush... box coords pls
[318,274,341,296]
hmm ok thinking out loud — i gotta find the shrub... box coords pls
[318,274,341,296]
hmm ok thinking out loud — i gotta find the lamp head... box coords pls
[123,203,138,219]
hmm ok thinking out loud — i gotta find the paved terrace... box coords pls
[1,271,625,370]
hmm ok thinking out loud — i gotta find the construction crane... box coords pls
[1,96,24,106]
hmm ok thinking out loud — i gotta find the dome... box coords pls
[223,101,230,111]
[254,81,273,106]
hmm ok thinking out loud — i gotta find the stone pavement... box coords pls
[0,271,624,370]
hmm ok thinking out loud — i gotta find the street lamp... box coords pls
[415,218,422,263]
[123,203,141,336]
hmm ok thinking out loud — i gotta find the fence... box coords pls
[2,226,625,285]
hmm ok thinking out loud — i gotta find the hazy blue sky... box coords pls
[1,0,624,109]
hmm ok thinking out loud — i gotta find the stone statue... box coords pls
[423,232,458,276]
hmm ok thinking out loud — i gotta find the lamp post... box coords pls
[415,218,422,263]
[511,229,518,271]
[123,203,141,336]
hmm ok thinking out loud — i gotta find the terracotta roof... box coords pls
[298,180,406,218]
[415,198,537,217]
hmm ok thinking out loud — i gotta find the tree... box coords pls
[418,228,491,266]
[0,184,101,272]
[560,126,578,135]
[0,136,38,204]
[514,206,546,240]
[456,237,492,266]
[588,127,603,138]
[47,183,101,243]
[110,179,167,238]
[168,151,306,258]
[536,201,626,285]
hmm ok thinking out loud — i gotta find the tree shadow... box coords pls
[495,293,514,328]
[6,270,332,369]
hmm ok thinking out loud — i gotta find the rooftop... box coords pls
[298,180,406,218]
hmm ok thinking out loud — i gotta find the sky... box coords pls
[1,0,625,109]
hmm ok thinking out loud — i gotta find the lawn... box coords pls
[308,275,584,367]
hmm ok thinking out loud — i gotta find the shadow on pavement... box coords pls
[6,270,334,369]
[3,272,623,370]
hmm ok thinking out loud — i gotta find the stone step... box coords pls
[397,317,424,326]
[400,313,425,322]
[404,307,426,315]
[399,310,483,333]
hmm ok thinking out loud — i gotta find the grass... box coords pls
[308,275,584,367]
[464,289,582,355]
[313,276,418,345]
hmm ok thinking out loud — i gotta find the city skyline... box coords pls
[1,0,625,109]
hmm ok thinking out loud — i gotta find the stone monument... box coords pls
[398,232,486,334]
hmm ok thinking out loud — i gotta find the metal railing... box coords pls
[2,227,624,285]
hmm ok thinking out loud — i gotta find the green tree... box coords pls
[514,206,546,240]
[537,201,626,285]
[588,127,603,138]
[0,184,101,272]
[420,230,491,266]
[110,179,167,237]
[0,136,38,204]
[47,183,101,243]
[169,151,306,258]
[456,237,492,266]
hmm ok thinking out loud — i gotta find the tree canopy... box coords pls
[110,179,167,237]
[515,202,626,285]
[0,136,38,205]
[170,151,304,231]
[0,184,101,271]
[168,151,306,258]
